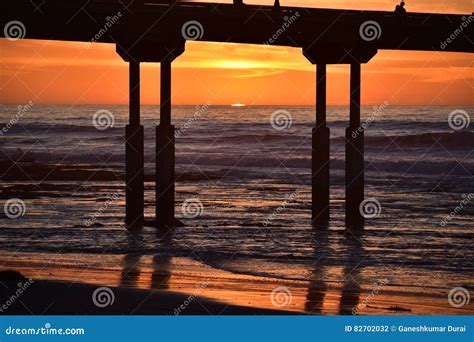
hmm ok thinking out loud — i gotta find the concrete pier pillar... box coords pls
[345,63,364,229]
[312,64,330,225]
[125,60,144,229]
[156,61,175,225]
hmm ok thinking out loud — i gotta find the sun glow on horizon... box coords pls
[0,0,472,105]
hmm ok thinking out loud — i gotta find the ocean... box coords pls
[0,104,472,313]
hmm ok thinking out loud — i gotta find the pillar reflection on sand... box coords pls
[305,228,364,314]
[304,229,330,314]
[120,229,145,288]
[338,231,363,315]
[119,227,174,290]
[151,228,174,290]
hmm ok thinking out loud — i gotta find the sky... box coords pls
[1,0,472,105]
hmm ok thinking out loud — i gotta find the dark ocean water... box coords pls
[0,104,472,295]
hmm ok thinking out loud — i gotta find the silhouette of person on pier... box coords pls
[274,0,280,8]
[395,1,407,15]
[233,0,244,5]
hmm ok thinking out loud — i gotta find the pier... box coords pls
[3,0,473,229]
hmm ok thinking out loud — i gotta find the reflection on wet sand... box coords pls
[119,229,144,288]
[338,231,363,315]
[305,228,363,315]
[2,222,470,315]
[120,253,142,287]
[120,228,173,290]
[151,229,173,290]
[118,225,366,314]
[304,229,330,314]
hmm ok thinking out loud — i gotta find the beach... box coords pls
[1,256,471,315]
[0,104,473,315]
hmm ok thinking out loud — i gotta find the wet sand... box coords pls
[0,277,291,315]
[1,256,471,315]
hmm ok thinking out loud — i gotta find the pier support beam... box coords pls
[156,61,175,226]
[125,60,144,229]
[345,63,364,229]
[303,46,376,227]
[312,64,330,225]
[116,40,185,228]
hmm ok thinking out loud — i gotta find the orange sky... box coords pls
[1,0,472,105]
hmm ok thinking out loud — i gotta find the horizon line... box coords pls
[2,102,474,107]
